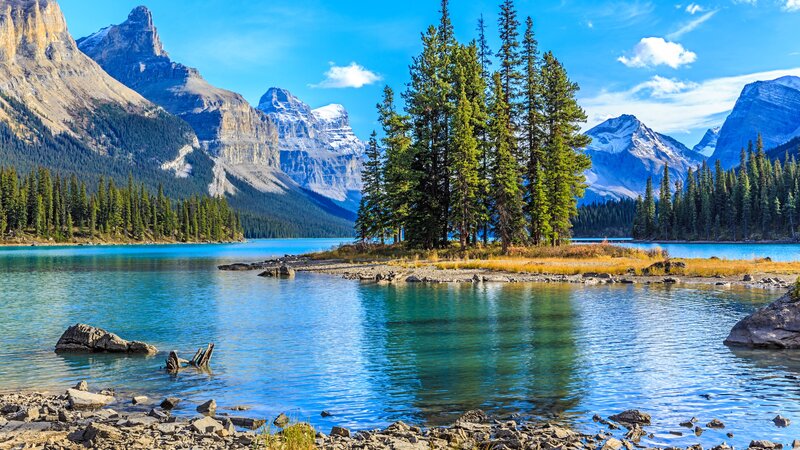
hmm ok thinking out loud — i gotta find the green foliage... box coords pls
[573,199,636,238]
[355,0,590,251]
[0,166,242,243]
[632,136,800,241]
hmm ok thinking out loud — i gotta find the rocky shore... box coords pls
[219,256,797,291]
[1,387,793,450]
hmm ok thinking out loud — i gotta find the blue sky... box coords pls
[59,0,800,147]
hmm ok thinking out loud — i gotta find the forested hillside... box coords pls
[356,0,591,252]
[0,167,242,244]
[573,199,636,238]
[634,136,800,241]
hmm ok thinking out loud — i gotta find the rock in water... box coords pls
[608,410,651,426]
[725,291,800,348]
[55,324,157,354]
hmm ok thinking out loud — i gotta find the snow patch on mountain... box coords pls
[582,115,704,204]
[692,127,720,157]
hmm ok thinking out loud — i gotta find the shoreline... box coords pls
[0,388,783,450]
[220,257,798,291]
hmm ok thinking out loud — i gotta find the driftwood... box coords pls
[165,344,214,374]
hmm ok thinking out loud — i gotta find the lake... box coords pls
[2,239,800,447]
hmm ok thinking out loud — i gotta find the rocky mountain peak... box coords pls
[0,0,73,61]
[258,88,312,120]
[76,5,166,62]
[692,127,720,157]
[711,76,800,168]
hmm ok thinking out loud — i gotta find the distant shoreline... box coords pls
[0,239,245,248]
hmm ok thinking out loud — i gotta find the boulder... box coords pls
[725,291,800,348]
[55,324,157,354]
[196,399,216,415]
[67,389,114,409]
[773,414,791,427]
[608,410,651,426]
[74,380,89,392]
[331,426,351,438]
[82,422,122,442]
[160,397,181,410]
[131,395,149,405]
[192,416,223,434]
[258,265,296,278]
[274,412,290,427]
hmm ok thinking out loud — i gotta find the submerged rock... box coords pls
[608,410,651,426]
[725,291,800,348]
[55,324,157,354]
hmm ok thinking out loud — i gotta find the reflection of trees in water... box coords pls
[359,283,583,426]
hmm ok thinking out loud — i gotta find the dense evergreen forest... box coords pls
[356,0,591,252]
[0,94,355,239]
[572,199,636,238]
[633,136,800,241]
[0,167,243,243]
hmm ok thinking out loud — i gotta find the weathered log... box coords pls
[165,344,214,373]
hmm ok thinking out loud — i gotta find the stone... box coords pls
[792,439,800,449]
[725,291,800,348]
[274,412,290,427]
[10,407,39,422]
[123,415,158,427]
[602,438,624,450]
[663,277,680,284]
[55,323,157,354]
[219,416,267,430]
[706,419,725,429]
[749,441,783,449]
[680,417,698,427]
[321,410,333,417]
[74,380,89,391]
[258,265,296,278]
[331,426,351,438]
[744,274,754,281]
[160,397,181,410]
[66,389,114,409]
[406,275,422,283]
[197,399,217,415]
[608,410,651,426]
[82,422,123,442]
[192,416,224,434]
[132,395,149,405]
[148,408,169,421]
[624,425,646,443]
[773,414,791,427]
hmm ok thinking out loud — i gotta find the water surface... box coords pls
[1,239,799,447]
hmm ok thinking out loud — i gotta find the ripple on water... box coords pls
[0,240,795,447]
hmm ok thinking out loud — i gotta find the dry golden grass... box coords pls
[310,242,800,278]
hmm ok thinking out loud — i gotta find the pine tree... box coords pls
[658,164,672,240]
[540,52,591,245]
[378,86,412,242]
[355,132,388,243]
[450,85,480,249]
[643,177,656,239]
[489,72,525,253]
[521,16,550,245]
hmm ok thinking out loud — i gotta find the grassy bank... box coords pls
[310,242,800,278]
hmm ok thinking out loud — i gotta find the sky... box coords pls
[59,0,800,148]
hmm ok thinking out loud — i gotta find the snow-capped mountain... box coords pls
[258,88,365,211]
[582,115,704,204]
[711,76,800,168]
[692,127,720,157]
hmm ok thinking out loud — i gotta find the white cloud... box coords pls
[618,37,697,69]
[785,0,800,11]
[667,10,717,39]
[581,67,800,134]
[686,3,705,13]
[311,62,381,89]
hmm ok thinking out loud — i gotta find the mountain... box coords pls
[582,115,704,203]
[76,5,355,236]
[76,6,281,194]
[692,127,720,157]
[258,88,365,211]
[0,0,201,187]
[711,76,800,168]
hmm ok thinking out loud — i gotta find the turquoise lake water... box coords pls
[2,239,800,447]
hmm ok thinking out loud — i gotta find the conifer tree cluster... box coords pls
[0,167,243,243]
[356,0,591,251]
[573,199,637,238]
[633,137,800,241]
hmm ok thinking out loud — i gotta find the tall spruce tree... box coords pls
[355,132,387,243]
[489,72,525,253]
[450,86,481,249]
[540,52,591,245]
[658,164,672,240]
[377,86,412,242]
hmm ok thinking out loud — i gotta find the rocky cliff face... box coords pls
[0,0,164,142]
[582,115,704,203]
[258,88,364,209]
[77,6,280,183]
[711,76,800,169]
[691,127,720,157]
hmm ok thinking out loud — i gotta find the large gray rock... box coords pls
[55,324,157,354]
[67,389,114,409]
[725,291,800,348]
